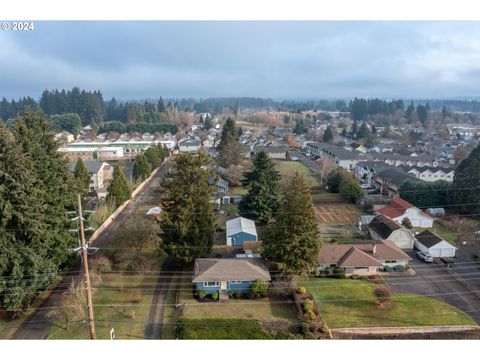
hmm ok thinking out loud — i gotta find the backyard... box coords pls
[274,160,322,188]
[297,278,476,329]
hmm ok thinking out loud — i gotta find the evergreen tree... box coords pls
[204,115,213,130]
[357,122,370,139]
[326,167,350,193]
[133,153,152,182]
[453,143,480,213]
[323,126,334,143]
[144,146,162,169]
[107,165,131,207]
[160,153,216,264]
[239,151,281,224]
[293,119,307,135]
[416,104,429,127]
[74,157,90,192]
[217,117,244,167]
[339,178,364,203]
[158,97,165,113]
[263,172,321,273]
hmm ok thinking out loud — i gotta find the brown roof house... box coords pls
[368,215,415,249]
[192,258,271,300]
[318,240,412,277]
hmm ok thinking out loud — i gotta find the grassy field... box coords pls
[229,186,247,195]
[311,192,343,203]
[274,160,322,188]
[48,271,164,339]
[430,221,458,244]
[297,278,475,329]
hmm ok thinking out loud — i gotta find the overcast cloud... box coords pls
[1,21,480,100]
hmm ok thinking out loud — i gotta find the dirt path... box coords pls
[144,258,178,340]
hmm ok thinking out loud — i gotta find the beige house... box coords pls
[70,160,113,198]
[368,215,416,249]
[318,240,412,277]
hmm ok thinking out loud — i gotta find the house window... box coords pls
[203,281,219,287]
[384,260,396,264]
[230,281,242,284]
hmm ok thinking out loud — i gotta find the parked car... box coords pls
[290,156,299,161]
[417,251,434,263]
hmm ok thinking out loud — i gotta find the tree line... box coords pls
[0,111,80,317]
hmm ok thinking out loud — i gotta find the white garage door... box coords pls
[429,248,455,258]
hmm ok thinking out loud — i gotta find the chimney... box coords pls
[372,244,377,254]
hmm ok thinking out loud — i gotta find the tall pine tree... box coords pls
[107,165,131,207]
[263,172,321,273]
[160,153,216,264]
[239,151,280,224]
[74,157,90,192]
[133,153,152,182]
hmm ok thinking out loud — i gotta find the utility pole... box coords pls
[77,194,96,340]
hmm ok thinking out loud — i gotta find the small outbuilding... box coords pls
[226,217,258,246]
[414,230,457,258]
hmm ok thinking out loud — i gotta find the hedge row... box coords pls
[174,318,271,339]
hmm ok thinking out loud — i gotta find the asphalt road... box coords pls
[11,159,173,340]
[387,253,480,324]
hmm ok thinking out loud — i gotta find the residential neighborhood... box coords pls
[2,19,480,349]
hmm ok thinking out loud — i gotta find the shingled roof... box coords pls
[192,258,271,282]
[319,240,411,267]
[368,215,402,239]
[378,197,432,219]
[415,230,451,248]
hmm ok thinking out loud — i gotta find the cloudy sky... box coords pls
[1,21,480,100]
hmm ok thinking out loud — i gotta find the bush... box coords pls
[374,285,393,304]
[175,318,271,339]
[305,309,316,321]
[302,299,314,313]
[89,256,112,273]
[247,279,268,299]
[227,291,234,299]
[297,287,307,295]
[233,292,242,299]
[325,268,334,277]
[334,268,346,279]
[211,291,219,301]
[197,289,207,299]
[393,265,405,272]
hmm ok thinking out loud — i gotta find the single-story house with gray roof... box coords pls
[192,258,271,296]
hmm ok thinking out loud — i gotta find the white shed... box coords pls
[414,230,457,258]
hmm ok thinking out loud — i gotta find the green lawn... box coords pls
[297,278,475,329]
[230,186,247,195]
[176,276,298,323]
[430,221,458,244]
[274,160,322,188]
[311,192,343,203]
[174,318,271,339]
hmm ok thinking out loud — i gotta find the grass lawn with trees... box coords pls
[297,278,475,329]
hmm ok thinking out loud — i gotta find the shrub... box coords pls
[306,309,316,321]
[334,268,346,279]
[233,291,242,299]
[393,265,405,272]
[325,268,334,277]
[89,256,112,273]
[297,287,307,295]
[302,299,314,313]
[197,289,207,299]
[211,291,219,301]
[227,291,234,298]
[247,279,268,299]
[132,290,142,304]
[374,285,393,304]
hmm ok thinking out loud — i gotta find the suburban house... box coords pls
[208,176,229,195]
[178,139,201,153]
[414,230,457,258]
[226,217,258,246]
[192,258,271,297]
[355,161,397,187]
[69,159,113,198]
[317,240,412,277]
[306,142,363,170]
[377,197,434,228]
[372,153,439,168]
[251,145,288,159]
[373,168,420,198]
[401,166,455,183]
[368,215,415,249]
